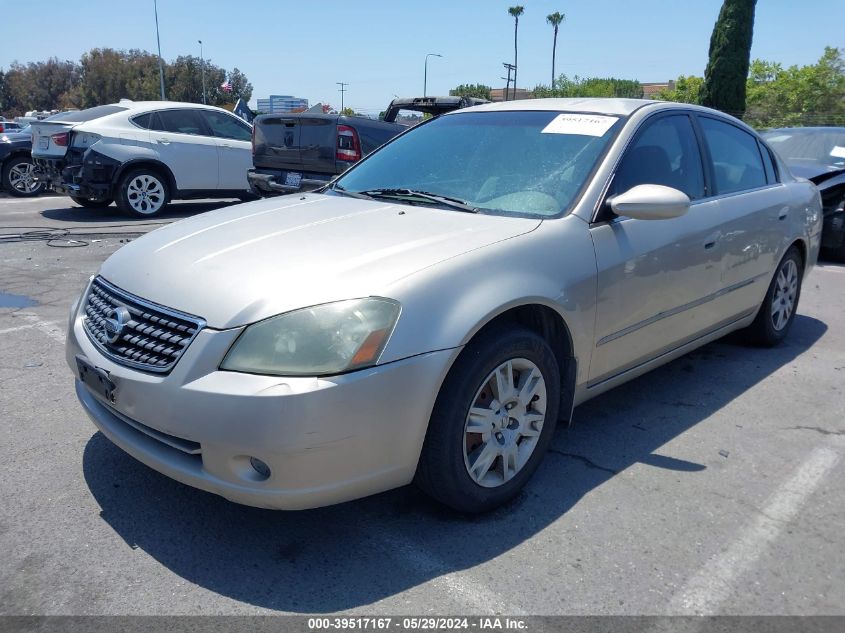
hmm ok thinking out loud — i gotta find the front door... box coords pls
[588,112,724,384]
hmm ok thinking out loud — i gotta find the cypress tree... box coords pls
[700,0,757,117]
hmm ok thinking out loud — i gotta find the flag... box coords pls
[221,81,233,93]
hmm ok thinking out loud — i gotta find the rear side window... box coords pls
[155,109,206,136]
[131,113,154,129]
[199,110,251,141]
[611,114,705,200]
[699,117,767,194]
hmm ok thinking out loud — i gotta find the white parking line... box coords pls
[375,527,526,615]
[670,437,844,615]
[10,314,66,344]
[0,323,39,335]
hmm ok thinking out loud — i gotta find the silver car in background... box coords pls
[66,98,822,513]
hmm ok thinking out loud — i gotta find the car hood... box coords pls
[100,193,541,328]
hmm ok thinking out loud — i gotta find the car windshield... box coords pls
[333,110,622,218]
[763,128,845,168]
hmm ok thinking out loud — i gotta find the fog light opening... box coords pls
[249,456,271,481]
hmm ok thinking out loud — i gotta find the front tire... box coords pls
[744,246,803,346]
[70,195,113,208]
[415,326,561,513]
[2,156,45,197]
[116,169,169,217]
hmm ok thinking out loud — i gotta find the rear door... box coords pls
[197,109,252,190]
[695,115,785,316]
[588,112,724,384]
[149,108,219,190]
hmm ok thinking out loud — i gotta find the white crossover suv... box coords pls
[31,101,254,216]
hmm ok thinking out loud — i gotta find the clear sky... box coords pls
[1,0,843,115]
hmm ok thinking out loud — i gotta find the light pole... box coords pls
[424,53,442,97]
[153,0,166,100]
[198,39,206,104]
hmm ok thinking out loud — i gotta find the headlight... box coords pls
[220,298,401,376]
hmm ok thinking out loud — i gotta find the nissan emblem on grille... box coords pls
[103,306,130,343]
[82,277,205,374]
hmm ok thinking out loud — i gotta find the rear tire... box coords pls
[70,195,113,208]
[743,246,803,347]
[415,326,561,513]
[2,156,45,197]
[116,169,169,217]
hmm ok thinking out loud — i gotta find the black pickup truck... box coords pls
[247,96,487,196]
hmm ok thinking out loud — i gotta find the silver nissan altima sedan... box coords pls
[66,98,822,513]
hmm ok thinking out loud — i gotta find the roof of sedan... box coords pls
[113,100,231,112]
[454,97,661,117]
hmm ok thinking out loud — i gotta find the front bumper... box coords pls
[67,306,455,510]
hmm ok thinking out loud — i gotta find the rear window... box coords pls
[54,105,127,123]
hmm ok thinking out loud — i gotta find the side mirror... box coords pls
[609,184,691,220]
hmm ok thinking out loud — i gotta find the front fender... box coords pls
[380,215,598,388]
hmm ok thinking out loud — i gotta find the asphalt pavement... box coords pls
[0,193,843,616]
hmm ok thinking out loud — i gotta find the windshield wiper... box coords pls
[356,188,479,213]
[330,184,375,200]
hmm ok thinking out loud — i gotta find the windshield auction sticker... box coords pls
[541,113,619,137]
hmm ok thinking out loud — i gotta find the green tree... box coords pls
[449,83,493,100]
[508,5,524,99]
[340,107,357,116]
[654,75,704,104]
[700,0,757,117]
[534,75,642,99]
[225,67,253,103]
[744,47,845,127]
[546,12,565,88]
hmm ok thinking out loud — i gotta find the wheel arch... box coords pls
[113,160,178,200]
[452,302,578,425]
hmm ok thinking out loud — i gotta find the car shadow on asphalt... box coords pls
[39,201,238,223]
[81,314,826,613]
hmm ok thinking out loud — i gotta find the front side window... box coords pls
[699,117,767,195]
[333,110,622,218]
[155,109,206,136]
[200,110,252,141]
[610,114,705,200]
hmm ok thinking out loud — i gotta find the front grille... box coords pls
[82,276,205,373]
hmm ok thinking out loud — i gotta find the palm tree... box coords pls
[546,12,565,89]
[508,6,524,100]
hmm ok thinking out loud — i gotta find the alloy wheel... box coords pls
[126,174,165,215]
[771,259,798,331]
[463,358,547,488]
[9,161,42,194]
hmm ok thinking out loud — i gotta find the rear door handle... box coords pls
[778,208,789,221]
[156,138,170,145]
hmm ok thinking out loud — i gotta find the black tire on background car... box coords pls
[69,195,113,208]
[415,326,561,513]
[116,168,169,217]
[2,156,46,197]
[744,245,804,347]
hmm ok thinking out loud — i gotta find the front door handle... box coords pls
[778,208,789,221]
[156,138,171,145]
[703,231,721,250]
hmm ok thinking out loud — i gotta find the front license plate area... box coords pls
[284,171,302,188]
[76,355,116,403]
